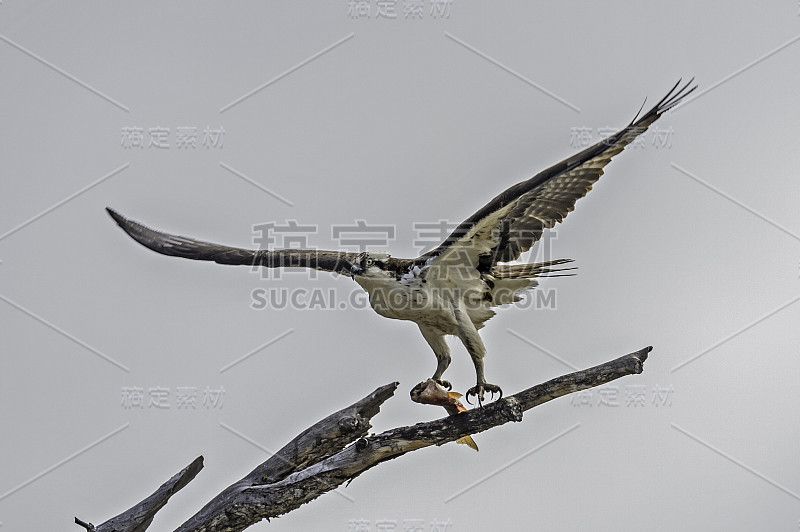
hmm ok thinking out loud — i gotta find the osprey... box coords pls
[107,80,695,405]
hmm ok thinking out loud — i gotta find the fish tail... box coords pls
[457,435,479,452]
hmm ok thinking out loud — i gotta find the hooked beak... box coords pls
[350,264,362,279]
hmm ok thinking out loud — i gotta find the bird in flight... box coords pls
[107,79,695,405]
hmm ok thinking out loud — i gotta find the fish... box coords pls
[410,379,479,451]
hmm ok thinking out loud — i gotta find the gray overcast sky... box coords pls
[2,2,799,530]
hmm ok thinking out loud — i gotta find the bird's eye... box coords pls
[365,258,374,267]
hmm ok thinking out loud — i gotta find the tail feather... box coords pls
[491,258,576,280]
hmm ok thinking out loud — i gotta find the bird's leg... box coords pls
[448,297,502,406]
[465,358,502,407]
[432,358,452,391]
[419,325,452,390]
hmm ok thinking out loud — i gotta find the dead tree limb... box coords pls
[75,456,204,532]
[76,345,652,532]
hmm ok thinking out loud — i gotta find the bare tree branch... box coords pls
[76,346,651,532]
[75,456,204,532]
[175,382,400,532]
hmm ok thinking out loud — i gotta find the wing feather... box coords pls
[420,79,696,270]
[106,208,357,274]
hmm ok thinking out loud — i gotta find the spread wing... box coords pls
[419,79,696,272]
[106,208,357,274]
